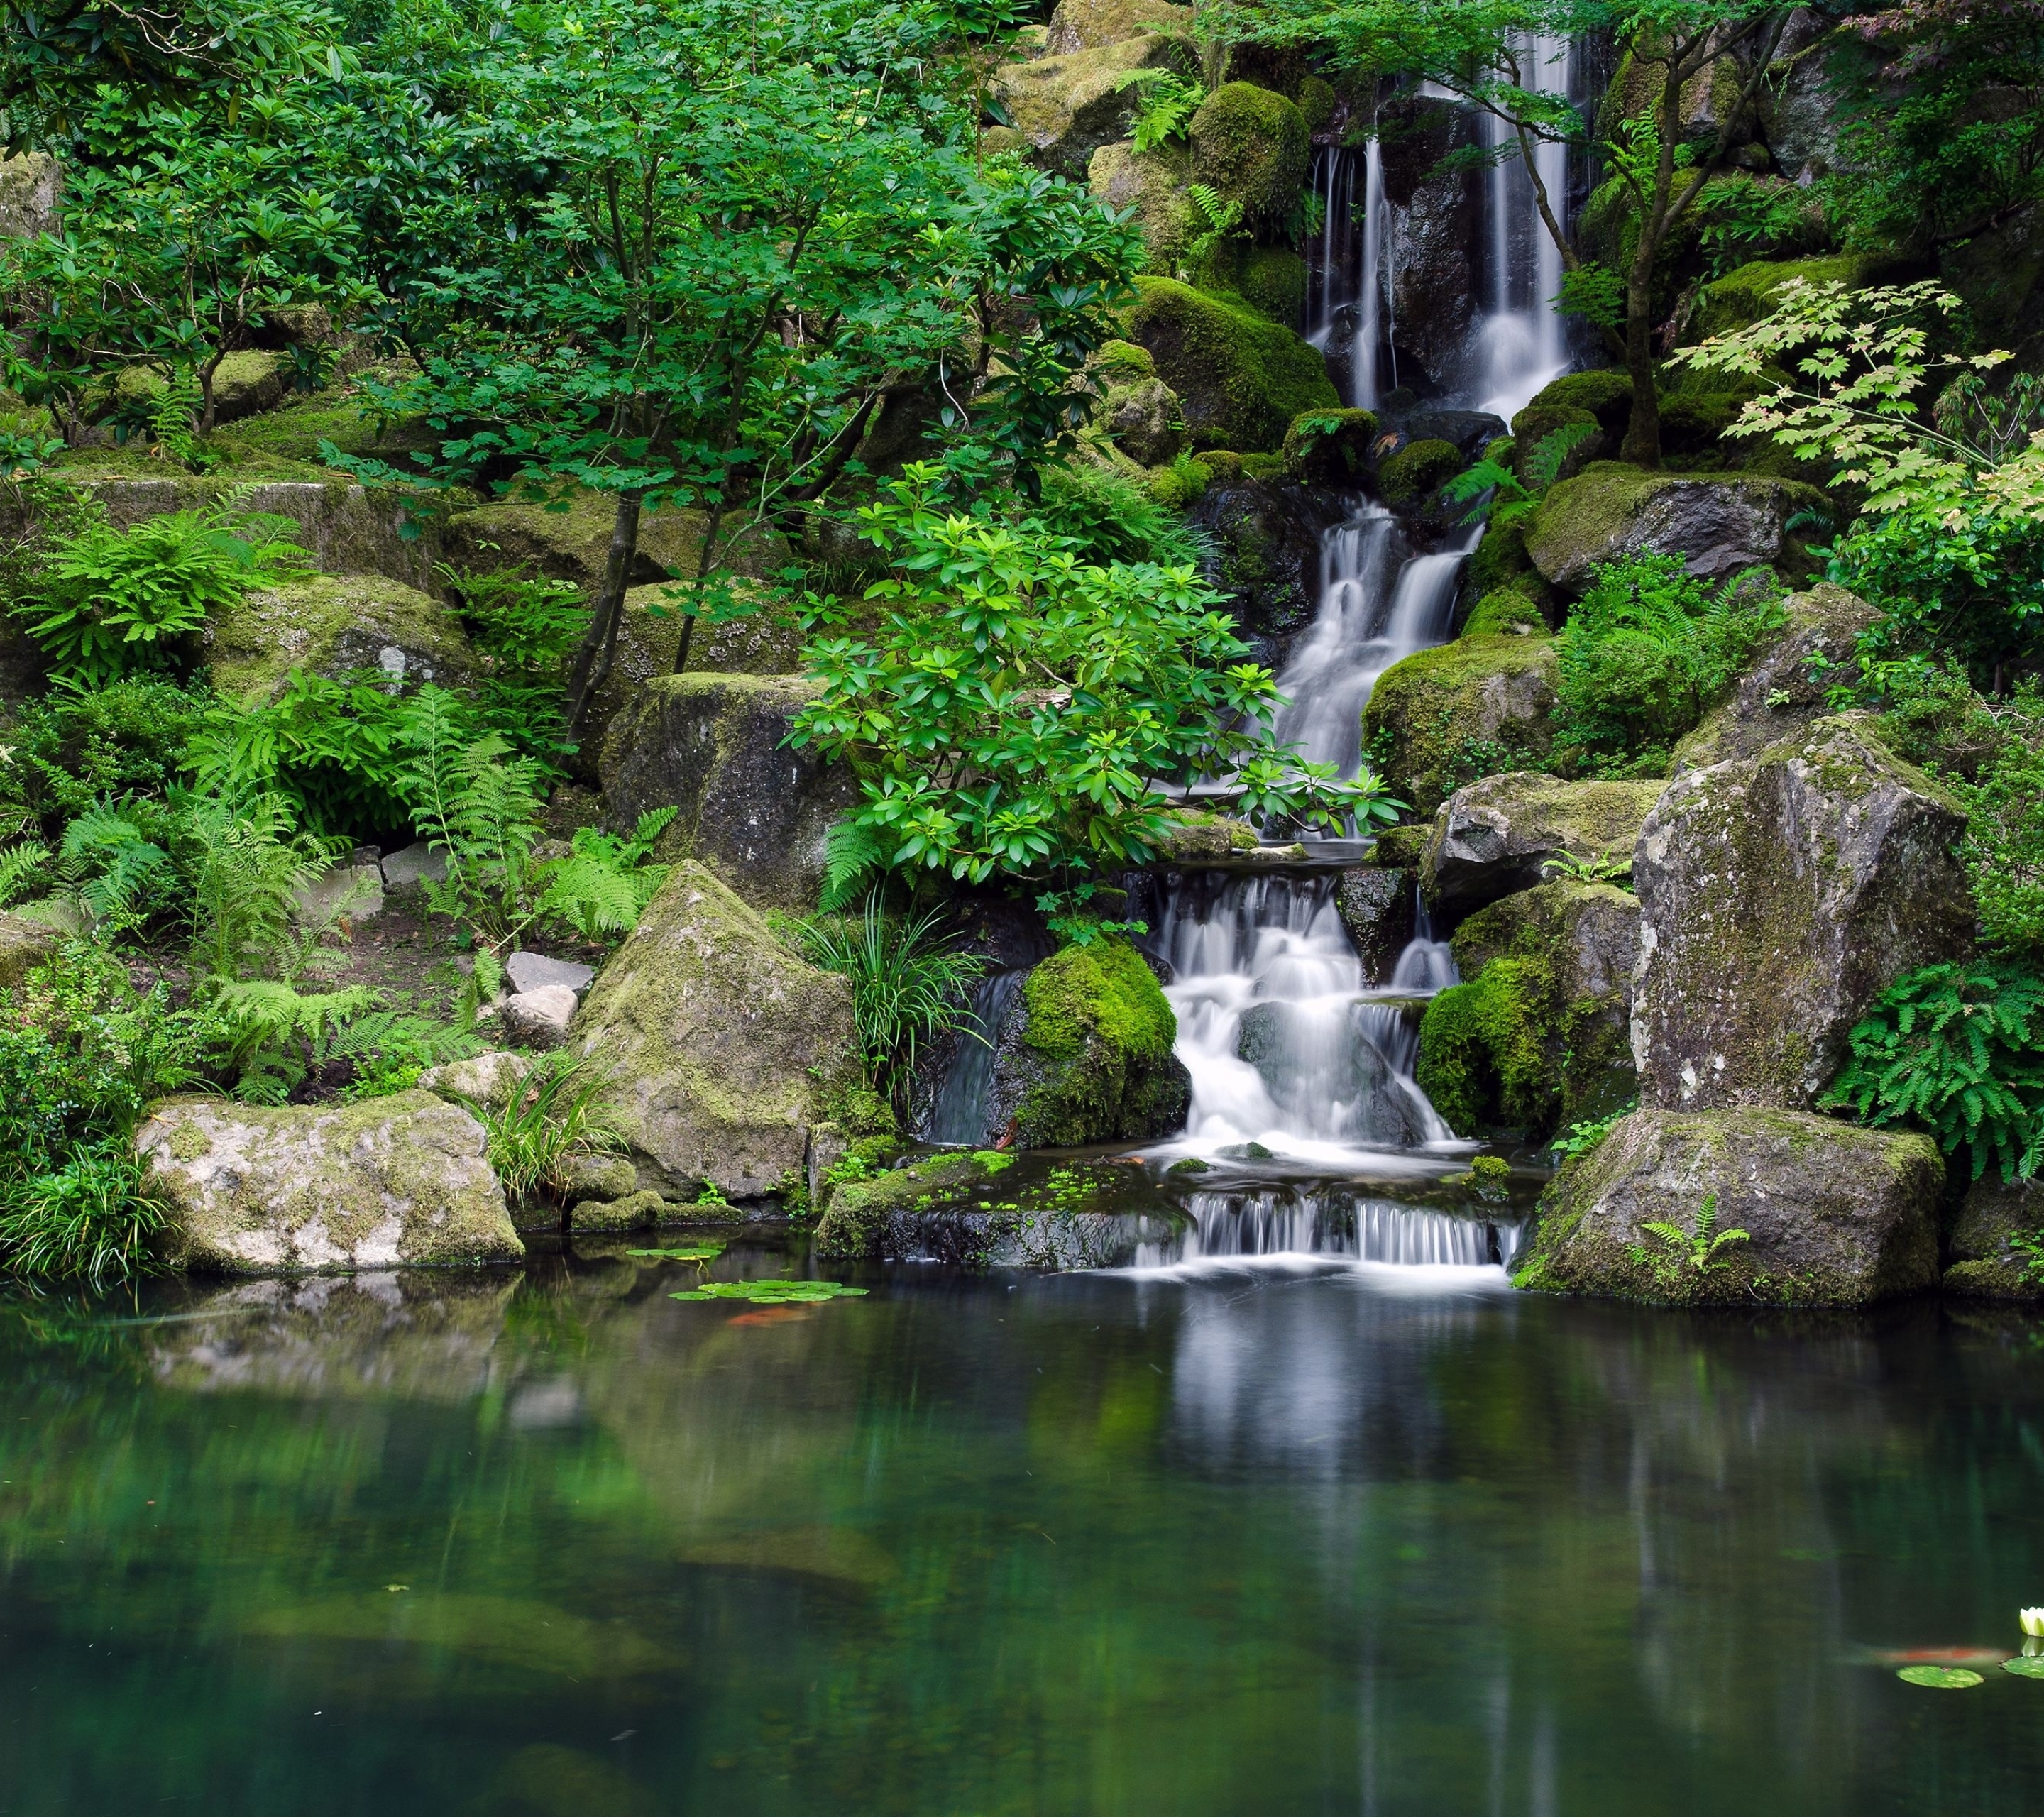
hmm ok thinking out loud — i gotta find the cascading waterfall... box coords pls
[1304,133,1392,410]
[1132,1188,1523,1270]
[923,970,1023,1146]
[1356,136,1390,409]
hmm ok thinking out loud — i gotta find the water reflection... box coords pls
[1,1251,2041,1814]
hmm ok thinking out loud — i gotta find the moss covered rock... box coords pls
[1045,0,1192,53]
[1417,881,1639,1137]
[992,32,1197,178]
[138,1092,522,1273]
[813,1151,1013,1256]
[1514,1107,1942,1306]
[1194,241,1310,326]
[1088,139,1195,274]
[0,910,57,994]
[1096,365,1187,465]
[598,673,857,909]
[1280,407,1377,483]
[1945,1174,2044,1300]
[441,491,781,595]
[1461,588,1547,636]
[1525,462,1827,591]
[1149,810,1260,861]
[984,938,1189,1146]
[1422,772,1664,915]
[1632,714,1974,1113]
[1694,255,1893,339]
[1187,82,1309,226]
[0,150,60,240]
[1376,437,1463,506]
[1123,276,1339,451]
[207,573,478,701]
[569,862,863,1200]
[1363,633,1558,818]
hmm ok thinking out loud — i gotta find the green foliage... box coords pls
[1442,423,1596,530]
[1550,1107,1630,1164]
[1627,1192,1751,1284]
[794,894,987,1114]
[465,1052,625,1209]
[1376,438,1463,507]
[1181,182,1247,277]
[1,679,213,823]
[1823,962,2044,1182]
[326,1011,485,1101]
[1551,554,1782,774]
[435,560,587,756]
[1113,68,1205,153]
[1033,458,1211,568]
[1554,263,1624,330]
[16,503,312,686]
[1542,850,1631,887]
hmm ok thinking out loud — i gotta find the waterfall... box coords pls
[923,970,1023,1146]
[1306,144,1357,353]
[1131,1188,1522,1270]
[1356,136,1389,408]
[1471,32,1578,420]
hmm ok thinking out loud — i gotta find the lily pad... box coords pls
[629,1244,726,1262]
[1896,1665,1984,1689]
[2002,1656,2044,1679]
[670,1280,869,1305]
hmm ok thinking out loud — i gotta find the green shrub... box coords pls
[436,559,586,756]
[1,678,213,825]
[1034,456,1209,567]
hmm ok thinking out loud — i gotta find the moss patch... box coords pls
[1462,588,1547,636]
[1378,438,1463,506]
[1187,82,1309,225]
[1281,406,1377,482]
[1194,243,1309,326]
[1011,938,1186,1146]
[1122,276,1339,451]
[1362,632,1557,816]
[1695,255,1892,339]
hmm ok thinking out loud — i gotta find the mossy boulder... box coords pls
[1096,357,1187,465]
[1149,810,1260,862]
[1675,581,1881,771]
[1509,372,1633,485]
[1944,1175,2044,1300]
[1461,588,1547,636]
[813,1151,1015,1256]
[992,32,1197,178]
[1422,772,1664,915]
[0,910,58,993]
[137,1092,522,1273]
[1632,714,1974,1113]
[1187,82,1309,226]
[0,150,60,239]
[1280,407,1377,483]
[1363,633,1558,818]
[984,938,1189,1146]
[207,573,478,701]
[568,862,864,1200]
[441,491,781,595]
[1044,0,1192,53]
[208,393,442,471]
[1194,241,1309,326]
[1376,437,1463,506]
[1514,1107,1942,1306]
[1525,462,1828,591]
[598,673,857,910]
[1123,276,1340,451]
[103,351,295,427]
[1694,255,1892,340]
[1417,881,1640,1137]
[1088,139,1195,274]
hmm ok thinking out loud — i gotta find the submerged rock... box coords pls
[1363,633,1558,818]
[598,672,857,909]
[206,574,477,701]
[1524,462,1827,591]
[1944,1175,2044,1300]
[1123,276,1340,453]
[1515,1107,1942,1306]
[138,1092,522,1273]
[1421,772,1664,915]
[983,937,1190,1146]
[1417,881,1640,1137]
[1631,715,1974,1111]
[568,862,862,1200]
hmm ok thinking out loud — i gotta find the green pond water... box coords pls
[4,1228,2044,1815]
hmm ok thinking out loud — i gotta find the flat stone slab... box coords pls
[295,862,383,924]
[505,950,595,995]
[380,842,449,889]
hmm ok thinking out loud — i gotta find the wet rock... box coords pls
[568,862,862,1200]
[1334,868,1416,982]
[1515,1107,1942,1306]
[1045,0,1192,52]
[206,574,477,701]
[983,937,1191,1146]
[1400,409,1507,459]
[1631,715,1974,1111]
[419,1050,532,1110]
[505,952,595,996]
[566,1188,668,1233]
[1363,633,1559,818]
[1187,473,1351,658]
[992,32,1197,179]
[1945,1175,2044,1300]
[1376,438,1464,507]
[138,1092,522,1273]
[1675,581,1881,771]
[1149,811,1260,862]
[1693,253,1892,341]
[1378,95,1478,395]
[598,672,857,910]
[1422,772,1664,916]
[1122,275,1340,452]
[502,985,578,1050]
[1418,881,1641,1137]
[1189,82,1309,227]
[1762,13,1846,180]
[1524,461,1828,591]
[0,910,59,992]
[556,1152,642,1207]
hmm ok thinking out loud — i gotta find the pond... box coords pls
[4,1227,2043,1815]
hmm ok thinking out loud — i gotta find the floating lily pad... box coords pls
[1897,1666,1984,1689]
[670,1280,869,1305]
[629,1244,726,1262]
[2002,1656,2044,1679]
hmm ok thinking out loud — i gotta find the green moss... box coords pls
[1123,276,1339,451]
[1194,449,1243,483]
[1361,632,1558,816]
[1370,824,1429,867]
[1463,588,1548,636]
[1377,437,1463,505]
[1013,937,1185,1146]
[1187,82,1309,225]
[1238,451,1287,481]
[1094,339,1157,378]
[1087,138,1197,275]
[1195,244,1309,325]
[1518,370,1634,439]
[1281,406,1378,482]
[1464,519,1550,613]
[210,393,438,468]
[1694,256,1886,339]
[207,573,478,701]
[1297,75,1335,134]
[813,1151,1014,1258]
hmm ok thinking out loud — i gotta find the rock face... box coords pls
[1421,772,1665,915]
[1945,1174,2044,1300]
[1334,868,1416,983]
[1377,95,1478,395]
[568,862,862,1199]
[0,910,58,992]
[1089,139,1194,274]
[1044,0,1192,53]
[983,938,1190,1146]
[1515,1107,1942,1307]
[138,1092,522,1273]
[992,32,1196,178]
[1524,462,1826,591]
[1631,715,1974,1112]
[207,575,477,700]
[0,152,60,240]
[1674,581,1881,770]
[1123,276,1340,452]
[598,673,857,909]
[1363,634,1558,818]
[1187,472,1352,658]
[1417,881,1641,1136]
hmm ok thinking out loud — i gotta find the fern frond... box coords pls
[1523,420,1599,493]
[0,840,50,909]
[819,817,883,911]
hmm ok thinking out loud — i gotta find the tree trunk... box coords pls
[670,495,728,677]
[564,487,645,747]
[1618,258,1662,468]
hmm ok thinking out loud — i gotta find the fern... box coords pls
[1522,419,1599,493]
[326,1009,485,1099]
[1180,182,1247,277]
[1113,67,1204,153]
[1442,423,1598,532]
[534,807,675,939]
[0,840,51,909]
[1635,1192,1750,1279]
[819,816,884,911]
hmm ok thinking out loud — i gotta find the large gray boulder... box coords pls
[1045,0,1192,53]
[1631,715,1974,1111]
[1524,463,1827,591]
[991,32,1196,178]
[598,673,857,910]
[568,862,864,1200]
[138,1092,522,1273]
[1421,772,1665,915]
[1944,1174,2044,1300]
[205,574,478,701]
[1515,1107,1943,1306]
